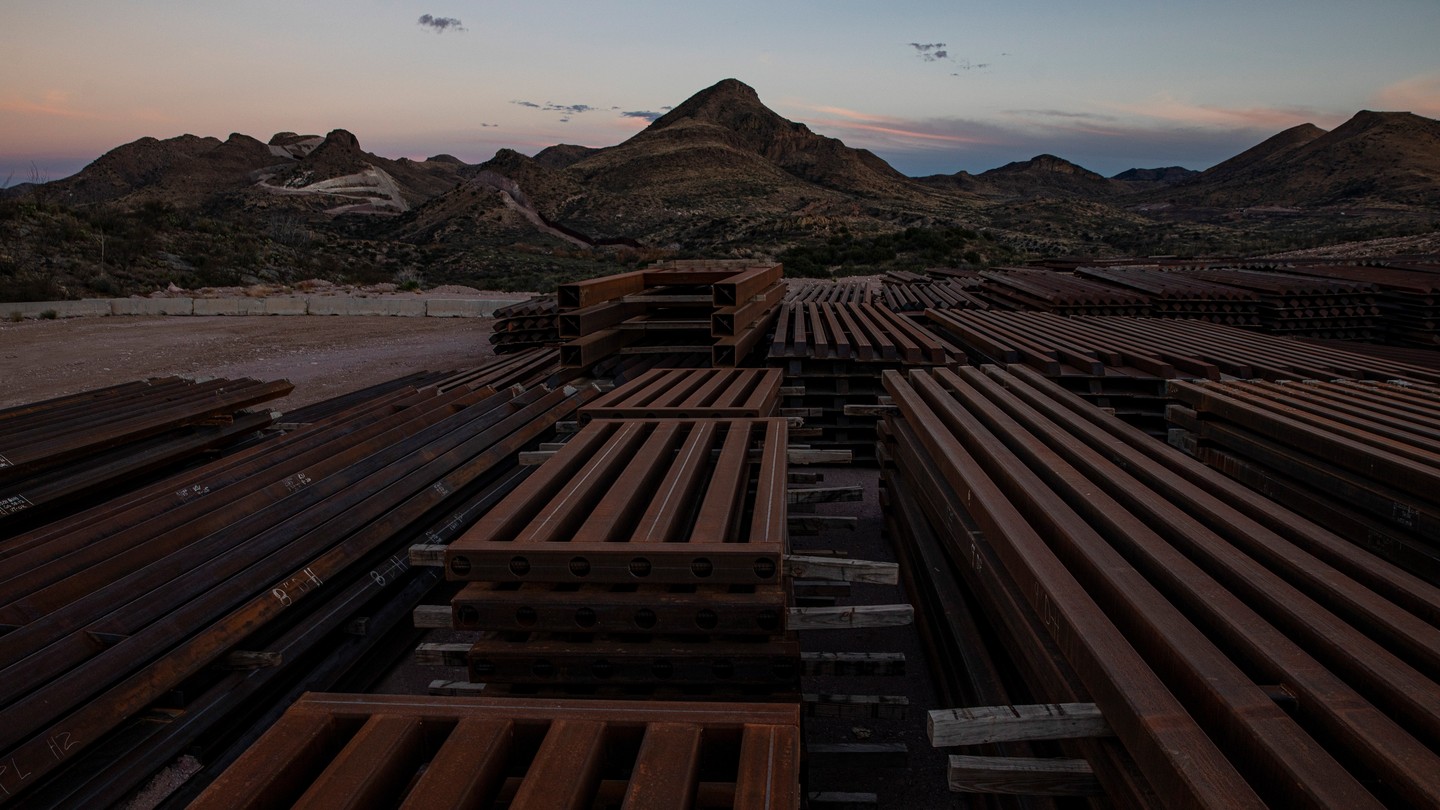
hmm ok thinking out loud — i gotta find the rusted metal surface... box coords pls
[466,635,803,686]
[1169,377,1440,579]
[581,368,782,421]
[0,380,595,805]
[784,280,873,304]
[446,418,788,583]
[1074,266,1261,325]
[1170,266,1380,339]
[770,302,954,364]
[490,294,558,353]
[974,268,1151,315]
[0,376,290,488]
[879,278,989,312]
[881,363,1440,807]
[451,581,787,635]
[558,265,787,368]
[191,693,801,810]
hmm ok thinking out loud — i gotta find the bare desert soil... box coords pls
[0,316,501,412]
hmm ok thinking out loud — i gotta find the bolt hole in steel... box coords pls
[651,659,675,679]
[472,660,495,677]
[757,610,780,631]
[628,557,652,577]
[508,556,530,576]
[457,605,479,625]
[450,556,471,576]
[753,557,777,578]
[711,660,735,679]
[690,557,714,578]
[514,606,537,628]
[633,608,658,629]
[569,556,591,577]
[532,660,556,678]
[574,607,597,628]
[591,659,614,679]
[695,609,719,630]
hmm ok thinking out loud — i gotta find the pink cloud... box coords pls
[1105,95,1332,130]
[0,90,99,121]
[1374,73,1440,117]
[809,118,992,146]
[790,102,995,148]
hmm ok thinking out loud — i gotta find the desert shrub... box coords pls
[6,311,22,323]
[39,309,57,320]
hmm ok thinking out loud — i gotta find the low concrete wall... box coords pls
[3,299,112,319]
[426,299,507,318]
[111,298,195,316]
[3,296,521,319]
[194,297,266,316]
[264,297,309,315]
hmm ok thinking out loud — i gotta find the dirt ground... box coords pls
[0,315,501,412]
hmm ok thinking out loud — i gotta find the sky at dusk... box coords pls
[3,0,1439,185]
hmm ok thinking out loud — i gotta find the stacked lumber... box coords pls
[1074,265,1261,325]
[557,264,785,368]
[880,364,1440,807]
[1169,266,1381,339]
[192,694,802,809]
[488,295,558,353]
[770,302,959,462]
[0,376,291,533]
[0,381,593,806]
[975,268,1151,315]
[1168,378,1440,584]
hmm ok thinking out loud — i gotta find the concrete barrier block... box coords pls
[305,297,350,316]
[3,300,113,319]
[194,297,265,316]
[347,298,426,317]
[427,298,513,317]
[262,297,309,315]
[112,298,194,316]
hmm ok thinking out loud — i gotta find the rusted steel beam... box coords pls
[191,694,801,810]
[712,281,787,337]
[580,368,782,421]
[881,416,1159,808]
[0,384,593,802]
[451,581,787,635]
[713,263,784,307]
[881,369,1265,809]
[466,636,802,685]
[446,418,788,584]
[929,367,1431,807]
[558,270,647,309]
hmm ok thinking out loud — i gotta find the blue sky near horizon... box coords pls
[3,0,1438,185]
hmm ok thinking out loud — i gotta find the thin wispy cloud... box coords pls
[417,14,465,33]
[620,110,665,121]
[0,91,100,121]
[1374,73,1440,117]
[798,102,1320,175]
[1106,95,1329,130]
